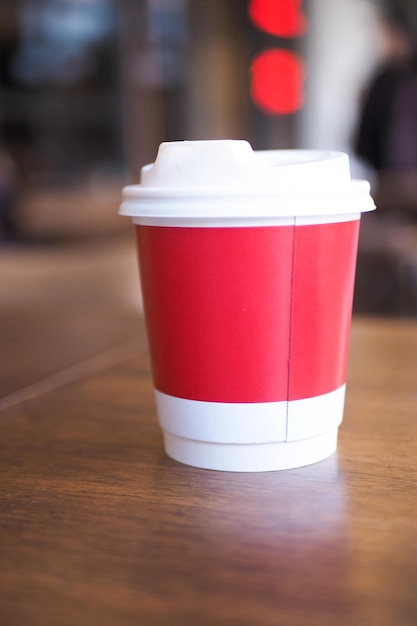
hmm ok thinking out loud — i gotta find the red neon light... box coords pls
[248,0,306,38]
[250,49,305,115]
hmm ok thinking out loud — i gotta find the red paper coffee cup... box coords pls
[120,141,375,471]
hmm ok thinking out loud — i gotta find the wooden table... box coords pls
[1,317,417,626]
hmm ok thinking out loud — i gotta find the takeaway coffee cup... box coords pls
[120,140,375,472]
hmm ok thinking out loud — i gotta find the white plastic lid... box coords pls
[120,140,375,219]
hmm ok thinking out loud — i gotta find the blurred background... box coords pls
[1,0,417,399]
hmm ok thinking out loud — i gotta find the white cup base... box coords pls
[162,428,338,472]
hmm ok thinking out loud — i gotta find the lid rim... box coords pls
[123,178,370,198]
[120,196,376,219]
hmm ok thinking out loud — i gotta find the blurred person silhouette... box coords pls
[0,149,19,242]
[356,0,417,218]
[354,1,417,316]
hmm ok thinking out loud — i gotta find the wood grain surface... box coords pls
[0,235,141,398]
[0,317,417,626]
